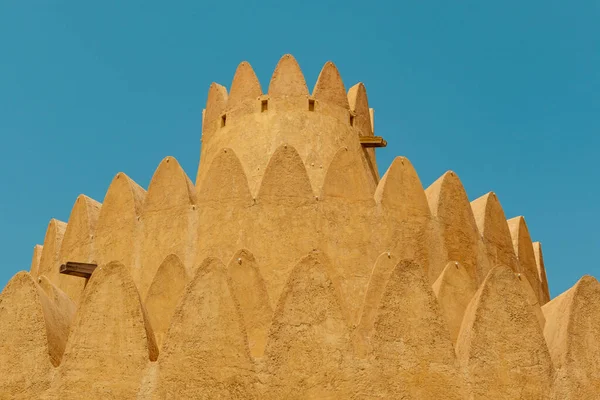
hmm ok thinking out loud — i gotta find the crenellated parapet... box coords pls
[2,55,598,399]
[197,54,378,197]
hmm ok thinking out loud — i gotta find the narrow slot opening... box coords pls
[221,114,227,127]
[308,99,315,111]
[349,114,355,126]
[261,99,268,112]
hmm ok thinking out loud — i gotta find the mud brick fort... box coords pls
[1,55,598,399]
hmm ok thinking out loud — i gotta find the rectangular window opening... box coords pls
[261,99,268,112]
[349,114,355,126]
[221,114,227,127]
[308,99,315,111]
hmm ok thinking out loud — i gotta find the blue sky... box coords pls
[0,1,598,297]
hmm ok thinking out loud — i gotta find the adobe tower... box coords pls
[1,55,598,399]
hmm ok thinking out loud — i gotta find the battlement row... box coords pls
[30,146,549,317]
[202,55,375,141]
[3,244,597,398]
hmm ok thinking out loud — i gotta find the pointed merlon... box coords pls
[0,272,73,398]
[263,252,356,398]
[144,254,189,350]
[371,260,466,399]
[321,147,373,201]
[516,272,546,329]
[470,192,518,276]
[542,275,600,399]
[37,219,67,279]
[35,275,77,367]
[355,252,399,357]
[347,83,373,136]
[426,171,480,283]
[157,257,256,398]
[36,275,77,324]
[471,193,513,251]
[268,54,309,97]
[312,61,349,109]
[193,149,255,288]
[375,157,435,283]
[227,249,272,358]
[17,273,75,359]
[144,156,196,212]
[107,172,146,214]
[227,61,263,109]
[257,144,314,202]
[52,262,158,399]
[456,266,553,399]
[432,261,477,344]
[29,244,43,278]
[58,194,101,302]
[533,242,551,304]
[60,195,101,248]
[374,156,430,218]
[138,157,196,297]
[507,216,544,305]
[202,82,228,135]
[196,148,252,204]
[95,172,146,268]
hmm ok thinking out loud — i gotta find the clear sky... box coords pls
[0,1,598,297]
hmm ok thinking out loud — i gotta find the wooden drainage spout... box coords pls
[59,262,98,279]
[359,136,387,148]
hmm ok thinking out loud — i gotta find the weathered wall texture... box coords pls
[261,252,357,398]
[2,55,598,399]
[45,262,157,399]
[155,257,256,398]
[144,254,189,349]
[370,260,466,399]
[0,272,74,399]
[227,249,272,358]
[456,266,553,399]
[432,261,477,343]
[543,275,600,399]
